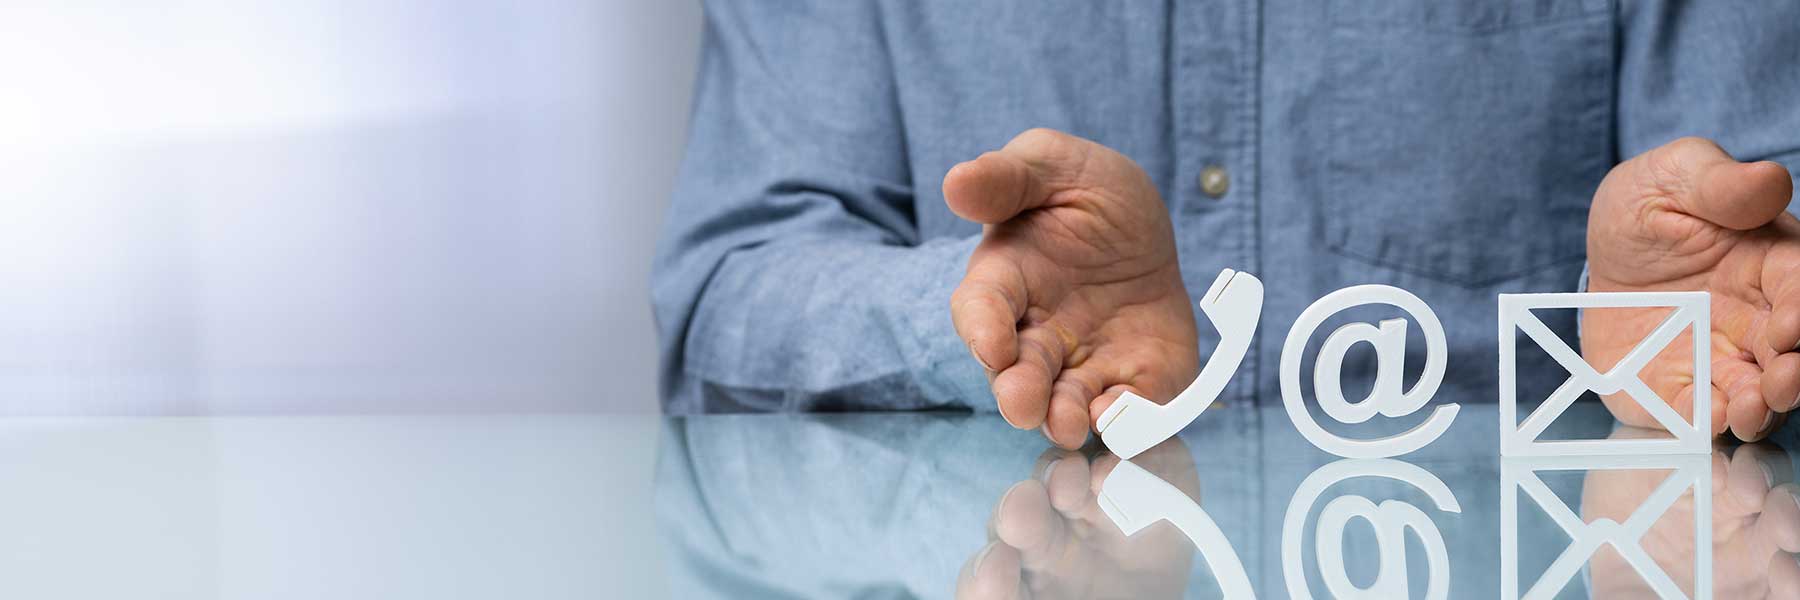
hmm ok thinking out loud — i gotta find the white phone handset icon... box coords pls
[1097,268,1262,460]
[1099,459,1256,600]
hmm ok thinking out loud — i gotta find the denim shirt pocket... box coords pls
[1323,0,1613,287]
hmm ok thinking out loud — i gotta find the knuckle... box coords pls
[1669,136,1722,155]
[949,284,977,309]
[1010,128,1078,162]
[1021,333,1062,368]
[952,284,1013,319]
[1014,127,1066,146]
[1652,137,1727,171]
[978,292,1015,319]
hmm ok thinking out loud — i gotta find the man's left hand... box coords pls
[1586,137,1797,441]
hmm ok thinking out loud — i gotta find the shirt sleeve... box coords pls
[651,1,989,414]
[1617,1,1800,197]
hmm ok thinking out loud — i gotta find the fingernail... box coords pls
[996,481,1027,515]
[997,401,1021,429]
[1041,458,1062,488]
[1761,462,1776,488]
[1761,412,1776,435]
[972,542,996,573]
[969,341,995,371]
[1041,424,1057,446]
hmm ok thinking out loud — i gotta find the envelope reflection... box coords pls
[1503,453,1711,599]
[1582,440,1800,600]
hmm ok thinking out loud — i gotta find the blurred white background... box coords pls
[0,1,701,414]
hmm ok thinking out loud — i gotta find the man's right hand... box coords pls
[945,128,1196,449]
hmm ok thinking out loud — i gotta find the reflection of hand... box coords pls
[1583,428,1800,597]
[1583,137,1799,441]
[946,128,1197,449]
[955,438,1198,599]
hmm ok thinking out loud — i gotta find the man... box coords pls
[652,2,1800,448]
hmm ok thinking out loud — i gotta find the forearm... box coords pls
[658,236,989,414]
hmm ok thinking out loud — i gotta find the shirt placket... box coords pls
[1173,0,1264,583]
[1172,0,1261,389]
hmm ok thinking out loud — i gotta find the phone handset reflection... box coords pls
[1098,268,1262,460]
[1099,459,1256,600]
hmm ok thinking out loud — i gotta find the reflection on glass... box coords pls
[653,407,1800,598]
[956,439,1199,599]
[1502,453,1711,599]
[1098,455,1254,599]
[656,414,1045,599]
[1581,436,1800,599]
[1281,458,1461,600]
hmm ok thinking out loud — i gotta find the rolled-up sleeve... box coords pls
[651,1,987,413]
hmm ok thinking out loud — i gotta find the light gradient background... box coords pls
[0,1,701,415]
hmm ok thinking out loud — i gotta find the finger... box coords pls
[952,252,1028,373]
[992,324,1067,430]
[1712,445,1732,497]
[1044,367,1104,449]
[1671,383,1729,438]
[1089,383,1145,433]
[1760,243,1800,353]
[1731,392,1777,442]
[1728,394,1785,441]
[1770,551,1800,600]
[993,479,1068,570]
[1768,483,1800,554]
[1037,452,1093,517]
[1716,356,1768,439]
[1759,245,1800,412]
[1763,352,1800,414]
[954,540,1024,600]
[1757,443,1797,487]
[1088,452,1119,494]
[944,128,1142,224]
[1030,446,1076,476]
[944,148,1050,225]
[944,128,1085,225]
[1768,306,1800,356]
[1729,386,1776,442]
[1729,444,1783,509]
[1657,137,1793,230]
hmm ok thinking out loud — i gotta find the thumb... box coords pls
[943,128,1145,224]
[943,147,1050,225]
[1658,137,1794,230]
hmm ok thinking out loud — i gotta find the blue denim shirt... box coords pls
[653,1,1800,414]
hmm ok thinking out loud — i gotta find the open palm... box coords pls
[1585,137,1799,441]
[947,129,1196,449]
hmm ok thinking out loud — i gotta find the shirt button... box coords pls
[1199,165,1230,199]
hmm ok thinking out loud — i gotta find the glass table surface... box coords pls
[0,396,1794,599]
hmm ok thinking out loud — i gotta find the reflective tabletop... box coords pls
[2,399,1795,599]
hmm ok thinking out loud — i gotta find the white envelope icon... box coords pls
[1500,455,1711,600]
[1498,292,1711,456]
